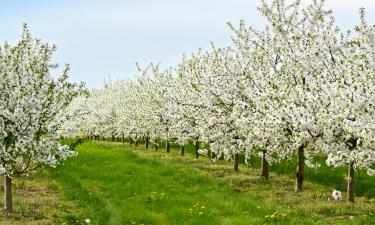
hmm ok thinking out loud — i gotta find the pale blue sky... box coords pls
[1,0,374,88]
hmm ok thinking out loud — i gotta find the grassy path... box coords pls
[50,141,374,225]
[52,142,274,225]
[2,141,374,224]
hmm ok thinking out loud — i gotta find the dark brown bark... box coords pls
[211,151,216,160]
[4,174,12,212]
[295,145,305,192]
[347,162,355,202]
[135,139,139,148]
[233,153,239,172]
[129,137,134,145]
[195,140,199,158]
[122,132,125,143]
[166,141,171,153]
[261,150,269,180]
[180,145,185,156]
[154,139,159,151]
[145,137,149,150]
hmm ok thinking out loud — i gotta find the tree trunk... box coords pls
[4,174,12,212]
[135,139,139,149]
[180,145,185,156]
[122,132,125,143]
[166,141,171,153]
[295,145,305,192]
[112,135,115,142]
[130,137,133,145]
[347,162,355,202]
[154,139,159,151]
[233,154,239,172]
[211,151,216,160]
[261,150,269,180]
[145,136,149,150]
[195,140,199,158]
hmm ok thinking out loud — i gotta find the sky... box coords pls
[0,0,374,88]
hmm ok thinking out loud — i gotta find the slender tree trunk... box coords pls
[112,135,115,142]
[295,145,305,192]
[166,141,171,153]
[154,139,159,151]
[135,139,139,149]
[347,162,355,202]
[180,145,185,156]
[211,151,216,160]
[129,137,133,145]
[4,174,12,212]
[195,140,199,158]
[261,150,269,180]
[122,132,125,143]
[145,136,149,150]
[233,153,239,172]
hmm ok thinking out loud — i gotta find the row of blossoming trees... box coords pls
[64,0,375,203]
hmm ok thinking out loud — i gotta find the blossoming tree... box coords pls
[0,24,82,212]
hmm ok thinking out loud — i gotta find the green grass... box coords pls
[51,142,275,225]
[2,141,375,224]
[52,141,375,224]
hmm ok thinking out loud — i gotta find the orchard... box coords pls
[66,0,375,202]
[1,0,375,224]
